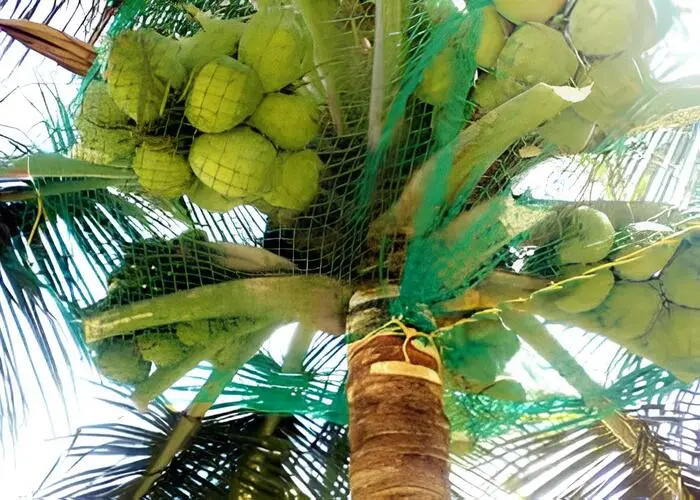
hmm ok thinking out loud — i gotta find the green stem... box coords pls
[0,178,139,201]
[6,153,136,179]
[258,324,316,436]
[83,276,349,341]
[131,365,237,499]
[370,83,591,237]
[295,0,345,133]
[131,319,276,410]
[368,0,407,149]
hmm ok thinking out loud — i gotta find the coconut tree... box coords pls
[2,0,700,498]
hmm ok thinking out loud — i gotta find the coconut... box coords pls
[569,0,656,56]
[554,264,615,314]
[440,319,520,385]
[264,150,323,212]
[416,46,456,106]
[74,115,137,165]
[496,23,578,86]
[581,281,662,342]
[494,0,566,24]
[660,243,700,308]
[573,54,645,131]
[538,109,596,154]
[645,305,700,383]
[185,56,263,133]
[93,339,151,385]
[482,379,526,401]
[614,237,680,282]
[559,206,615,264]
[248,92,319,150]
[106,29,187,124]
[470,73,524,114]
[238,7,311,93]
[136,332,189,368]
[132,137,193,198]
[474,6,512,69]
[79,80,130,127]
[176,320,212,346]
[189,127,277,199]
[187,180,241,213]
[177,6,245,73]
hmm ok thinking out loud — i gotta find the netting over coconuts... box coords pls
[35,0,698,460]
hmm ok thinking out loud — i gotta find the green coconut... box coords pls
[136,332,189,368]
[538,109,596,154]
[189,127,277,199]
[132,137,193,199]
[74,115,137,166]
[93,339,151,385]
[264,150,323,212]
[185,56,263,133]
[554,264,615,314]
[470,73,525,114]
[569,0,657,56]
[580,281,662,341]
[573,54,645,131]
[106,29,187,124]
[177,5,245,73]
[613,227,680,281]
[79,80,130,127]
[559,206,615,264]
[440,319,520,386]
[416,46,456,106]
[482,378,527,402]
[496,23,578,86]
[474,6,512,69]
[175,320,211,346]
[660,243,700,308]
[238,7,311,93]
[493,0,566,24]
[645,305,700,383]
[248,92,320,150]
[187,179,241,213]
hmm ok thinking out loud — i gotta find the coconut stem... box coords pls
[294,0,345,134]
[0,178,139,201]
[131,319,276,410]
[83,276,349,342]
[131,364,237,499]
[5,153,136,180]
[368,83,591,238]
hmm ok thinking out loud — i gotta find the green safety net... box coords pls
[5,0,700,496]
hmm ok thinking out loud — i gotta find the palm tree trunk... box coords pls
[346,289,450,499]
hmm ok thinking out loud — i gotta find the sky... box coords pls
[0,0,699,498]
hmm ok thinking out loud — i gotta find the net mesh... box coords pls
[6,0,700,495]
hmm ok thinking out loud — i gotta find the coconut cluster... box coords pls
[418,0,660,154]
[528,207,700,383]
[73,5,323,217]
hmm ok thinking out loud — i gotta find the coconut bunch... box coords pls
[184,4,322,218]
[91,318,249,386]
[520,207,700,382]
[71,4,324,218]
[418,0,664,154]
[437,316,526,402]
[72,80,138,166]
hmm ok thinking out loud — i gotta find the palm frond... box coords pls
[37,386,350,499]
[630,381,700,496]
[461,416,688,499]
[0,0,107,76]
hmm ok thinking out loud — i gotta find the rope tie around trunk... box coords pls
[346,290,450,499]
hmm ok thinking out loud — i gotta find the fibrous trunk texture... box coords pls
[346,289,450,499]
